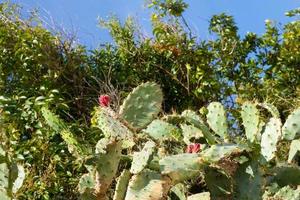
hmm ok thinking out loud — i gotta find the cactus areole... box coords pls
[99,95,110,107]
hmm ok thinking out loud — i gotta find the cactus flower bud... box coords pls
[98,95,110,107]
[186,143,201,153]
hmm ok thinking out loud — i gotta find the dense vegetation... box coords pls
[0,0,299,199]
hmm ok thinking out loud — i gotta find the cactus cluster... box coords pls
[39,82,300,200]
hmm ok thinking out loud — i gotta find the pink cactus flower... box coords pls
[186,143,201,153]
[98,95,110,107]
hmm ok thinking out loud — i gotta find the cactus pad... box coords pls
[273,186,300,200]
[201,144,246,163]
[288,139,300,163]
[272,164,300,186]
[206,102,229,140]
[124,170,171,200]
[113,170,131,200]
[260,117,281,161]
[94,107,133,140]
[282,108,300,140]
[119,82,163,129]
[181,110,217,145]
[187,192,210,200]
[181,124,204,145]
[143,120,180,140]
[258,102,280,118]
[130,141,156,174]
[78,173,96,199]
[240,102,260,142]
[159,153,203,183]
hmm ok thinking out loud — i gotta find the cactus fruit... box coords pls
[119,82,163,130]
[113,170,131,200]
[206,102,229,141]
[260,118,282,161]
[181,110,217,145]
[201,144,246,163]
[181,124,204,145]
[187,192,210,200]
[186,143,201,153]
[288,139,300,163]
[98,95,110,107]
[143,119,180,140]
[124,169,171,200]
[240,102,260,142]
[130,141,156,174]
[159,153,203,183]
[258,103,280,118]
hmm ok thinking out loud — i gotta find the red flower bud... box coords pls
[186,143,201,153]
[98,95,110,107]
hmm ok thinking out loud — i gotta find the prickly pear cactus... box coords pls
[258,103,280,118]
[181,110,217,145]
[204,166,232,199]
[124,170,171,200]
[113,170,131,200]
[201,144,246,163]
[206,102,229,141]
[240,102,260,142]
[187,192,210,200]
[159,153,203,183]
[180,124,204,145]
[94,107,133,140]
[80,140,123,200]
[288,139,300,163]
[143,120,180,140]
[271,164,300,187]
[130,141,156,174]
[282,108,300,140]
[0,146,25,200]
[260,117,281,161]
[119,82,163,130]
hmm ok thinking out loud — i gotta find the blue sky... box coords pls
[13,0,299,49]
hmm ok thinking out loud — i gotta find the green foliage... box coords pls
[1,0,300,199]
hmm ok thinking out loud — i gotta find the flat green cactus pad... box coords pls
[78,173,96,200]
[181,124,204,145]
[124,170,170,200]
[95,107,133,140]
[181,110,217,145]
[143,119,180,140]
[272,164,300,187]
[260,117,281,161]
[187,192,210,200]
[258,102,280,118]
[201,144,246,163]
[206,102,229,140]
[130,141,156,174]
[119,82,163,130]
[159,153,203,183]
[113,170,131,200]
[240,102,260,143]
[282,108,300,140]
[288,139,300,163]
